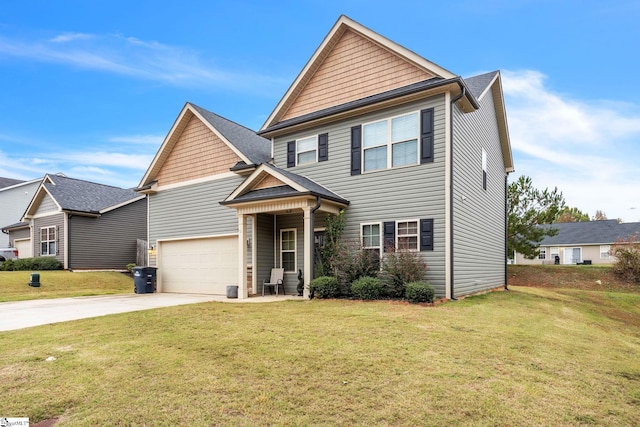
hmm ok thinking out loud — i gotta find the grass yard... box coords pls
[1,286,639,426]
[0,271,133,302]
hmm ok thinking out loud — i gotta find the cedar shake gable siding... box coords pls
[155,115,243,186]
[281,29,434,122]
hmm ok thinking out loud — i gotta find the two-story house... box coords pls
[137,15,514,299]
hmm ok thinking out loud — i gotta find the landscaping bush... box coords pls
[0,257,63,271]
[381,248,428,298]
[350,276,384,300]
[612,234,640,284]
[405,281,435,303]
[309,276,341,299]
[331,243,380,290]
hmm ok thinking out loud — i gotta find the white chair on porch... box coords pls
[262,268,285,296]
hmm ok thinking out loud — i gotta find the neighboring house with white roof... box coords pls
[2,173,146,270]
[0,176,41,250]
[514,220,640,265]
[137,15,514,300]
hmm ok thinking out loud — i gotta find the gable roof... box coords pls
[540,220,640,246]
[464,71,514,173]
[25,174,143,217]
[261,15,462,131]
[222,163,349,206]
[139,102,271,188]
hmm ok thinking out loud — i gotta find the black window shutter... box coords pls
[383,221,395,252]
[350,125,362,176]
[420,108,434,164]
[287,141,295,168]
[420,218,434,251]
[318,133,328,162]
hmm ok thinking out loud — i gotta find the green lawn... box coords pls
[1,286,639,426]
[0,271,133,302]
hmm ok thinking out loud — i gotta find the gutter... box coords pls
[449,85,466,301]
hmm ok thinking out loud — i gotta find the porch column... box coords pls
[303,206,313,298]
[238,214,248,299]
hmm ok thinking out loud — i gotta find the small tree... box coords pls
[611,234,640,284]
[315,210,345,277]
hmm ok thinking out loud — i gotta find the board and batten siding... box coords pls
[273,95,448,295]
[68,199,147,269]
[147,176,246,267]
[452,91,507,295]
[32,213,64,264]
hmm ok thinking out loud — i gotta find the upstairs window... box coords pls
[287,134,328,167]
[363,112,419,172]
[41,226,56,256]
[297,136,317,165]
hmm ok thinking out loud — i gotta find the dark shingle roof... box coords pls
[263,163,349,205]
[189,103,271,165]
[1,221,29,232]
[464,71,499,99]
[0,177,25,189]
[540,220,640,246]
[259,77,480,135]
[44,174,142,214]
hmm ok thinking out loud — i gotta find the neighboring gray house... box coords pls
[0,177,41,250]
[2,173,147,270]
[137,15,514,299]
[514,220,640,265]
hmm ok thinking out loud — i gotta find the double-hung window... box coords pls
[397,220,419,251]
[600,245,610,259]
[281,229,296,272]
[297,136,317,165]
[363,112,419,172]
[538,247,546,260]
[41,226,56,256]
[362,223,381,253]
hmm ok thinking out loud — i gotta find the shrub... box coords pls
[309,276,341,299]
[331,242,380,289]
[405,281,435,303]
[350,276,384,300]
[0,257,63,271]
[381,247,428,298]
[611,234,640,284]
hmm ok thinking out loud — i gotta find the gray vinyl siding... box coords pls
[0,181,39,247]
[35,193,58,215]
[68,199,147,269]
[9,228,30,246]
[275,214,304,294]
[256,213,275,293]
[273,96,448,295]
[33,213,64,264]
[147,176,245,267]
[452,91,507,295]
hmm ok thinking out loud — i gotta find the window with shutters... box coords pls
[287,133,328,167]
[361,223,382,254]
[362,112,419,172]
[396,220,419,251]
[40,226,56,256]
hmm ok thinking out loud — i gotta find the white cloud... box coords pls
[503,70,640,222]
[109,134,164,145]
[0,32,285,92]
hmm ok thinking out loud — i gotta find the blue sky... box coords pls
[1,0,639,221]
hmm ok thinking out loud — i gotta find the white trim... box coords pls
[361,111,419,173]
[0,177,41,193]
[225,164,308,202]
[296,135,318,166]
[444,91,452,300]
[395,219,419,251]
[39,225,57,257]
[99,195,147,214]
[156,233,238,244]
[360,222,382,250]
[476,72,500,101]
[154,172,237,192]
[280,228,297,273]
[261,15,455,130]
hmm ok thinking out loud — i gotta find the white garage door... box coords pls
[14,239,32,258]
[159,236,238,294]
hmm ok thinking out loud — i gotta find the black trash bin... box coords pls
[133,267,157,294]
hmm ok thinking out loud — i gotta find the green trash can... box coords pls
[29,273,41,287]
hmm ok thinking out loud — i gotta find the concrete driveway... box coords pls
[0,293,301,332]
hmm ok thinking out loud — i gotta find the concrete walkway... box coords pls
[0,293,303,332]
